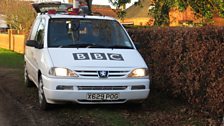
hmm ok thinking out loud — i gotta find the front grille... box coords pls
[78,86,127,90]
[75,70,129,78]
[78,99,126,103]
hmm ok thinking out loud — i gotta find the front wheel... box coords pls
[38,76,50,110]
[24,66,33,87]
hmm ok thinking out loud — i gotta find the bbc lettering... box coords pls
[75,53,89,60]
[73,53,124,61]
[90,53,107,60]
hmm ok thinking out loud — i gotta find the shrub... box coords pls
[128,26,224,116]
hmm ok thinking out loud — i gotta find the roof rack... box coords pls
[32,0,93,15]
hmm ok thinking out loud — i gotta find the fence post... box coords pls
[8,29,11,50]
[8,29,14,51]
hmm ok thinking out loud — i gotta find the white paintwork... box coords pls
[30,0,69,3]
[25,13,150,105]
[48,48,146,69]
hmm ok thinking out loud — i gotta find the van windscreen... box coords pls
[48,18,133,49]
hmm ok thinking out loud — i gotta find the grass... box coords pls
[0,48,24,69]
[89,108,131,126]
[0,48,214,125]
[0,48,132,125]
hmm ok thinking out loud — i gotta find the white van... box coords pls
[24,2,150,110]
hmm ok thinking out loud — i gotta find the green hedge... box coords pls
[128,26,224,117]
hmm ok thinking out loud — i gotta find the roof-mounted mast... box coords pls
[72,0,92,15]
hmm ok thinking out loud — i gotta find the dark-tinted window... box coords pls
[34,19,45,48]
[48,19,133,49]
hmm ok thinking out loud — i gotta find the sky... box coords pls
[92,0,139,9]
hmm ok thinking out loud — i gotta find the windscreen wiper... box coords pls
[107,45,133,49]
[60,43,105,48]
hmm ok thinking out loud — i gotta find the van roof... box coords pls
[32,1,91,15]
[34,2,116,21]
[40,14,116,21]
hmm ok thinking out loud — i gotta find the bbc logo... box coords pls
[73,53,124,61]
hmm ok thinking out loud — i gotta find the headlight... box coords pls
[128,68,148,78]
[49,67,78,77]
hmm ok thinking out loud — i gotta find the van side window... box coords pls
[29,18,41,40]
[34,19,46,48]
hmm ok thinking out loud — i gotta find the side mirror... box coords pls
[26,40,38,48]
[134,42,141,49]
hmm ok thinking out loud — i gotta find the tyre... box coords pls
[38,76,50,110]
[24,66,33,87]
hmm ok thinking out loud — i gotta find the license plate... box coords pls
[87,93,119,100]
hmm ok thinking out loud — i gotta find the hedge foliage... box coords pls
[128,26,224,116]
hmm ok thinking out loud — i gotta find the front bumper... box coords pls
[42,75,150,104]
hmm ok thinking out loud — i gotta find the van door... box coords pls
[26,17,41,84]
[27,18,46,84]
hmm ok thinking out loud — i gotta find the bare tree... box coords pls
[0,0,36,34]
